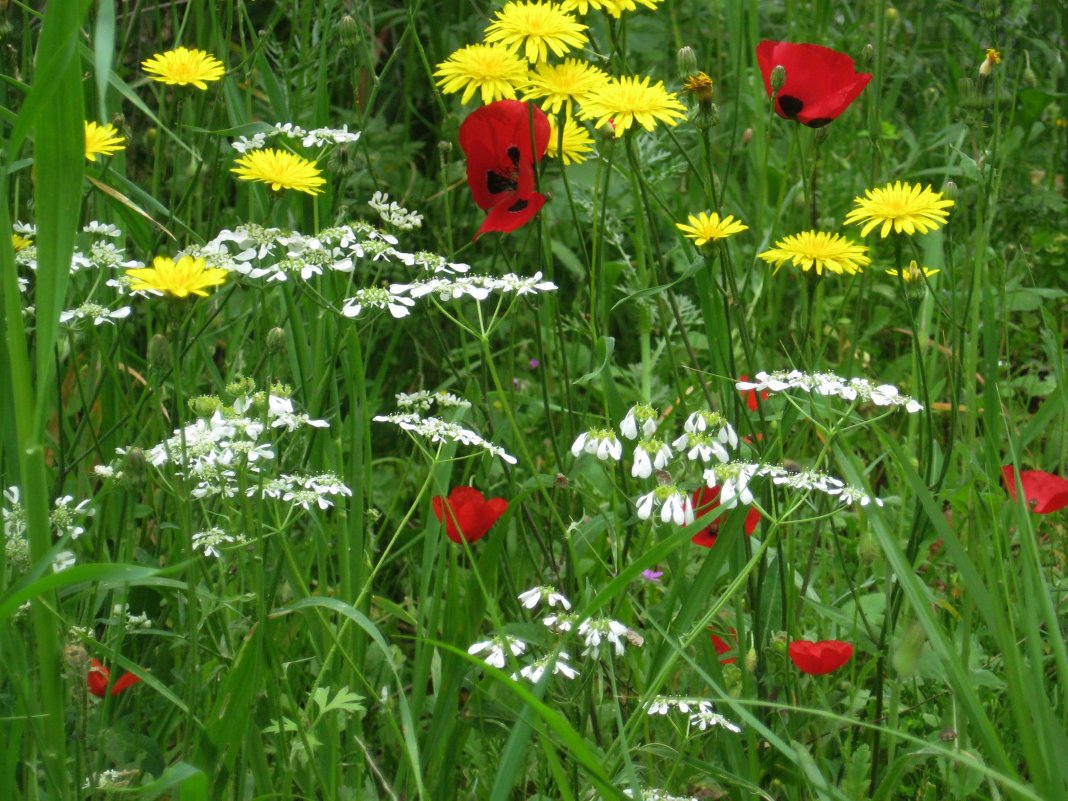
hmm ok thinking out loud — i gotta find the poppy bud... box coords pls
[1022,52,1037,87]
[862,43,874,64]
[147,333,170,372]
[770,65,786,93]
[267,326,287,356]
[885,6,898,23]
[338,14,359,48]
[676,46,698,79]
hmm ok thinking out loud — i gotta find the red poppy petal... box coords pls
[788,639,854,675]
[743,507,761,535]
[87,659,109,698]
[111,672,141,696]
[710,634,738,665]
[459,100,550,210]
[691,528,718,548]
[448,486,487,507]
[756,40,871,127]
[1002,466,1068,514]
[473,192,546,241]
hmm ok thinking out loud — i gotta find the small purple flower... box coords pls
[640,569,664,584]
[529,358,540,369]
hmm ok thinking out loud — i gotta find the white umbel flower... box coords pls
[631,439,671,478]
[517,586,572,610]
[570,429,623,461]
[620,404,658,440]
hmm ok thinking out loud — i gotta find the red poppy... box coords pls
[709,628,738,665]
[458,100,550,241]
[756,41,872,128]
[432,485,509,544]
[690,486,760,548]
[738,373,768,412]
[87,658,141,698]
[1001,466,1068,515]
[788,639,853,675]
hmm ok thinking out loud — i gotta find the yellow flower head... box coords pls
[142,47,225,90]
[843,180,954,238]
[483,1,589,64]
[558,0,661,16]
[84,121,125,162]
[676,211,748,246]
[547,116,594,164]
[125,255,228,299]
[231,148,326,196]
[985,48,1001,64]
[682,72,714,103]
[579,75,687,137]
[886,260,940,283]
[758,230,869,276]
[979,48,1002,78]
[434,43,529,105]
[11,233,32,251]
[522,58,609,114]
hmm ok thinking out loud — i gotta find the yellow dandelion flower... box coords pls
[125,255,228,299]
[11,233,32,251]
[434,43,529,105]
[547,116,594,164]
[758,230,869,276]
[231,148,326,196]
[979,48,1002,77]
[676,211,748,246]
[142,46,225,90]
[579,75,687,137]
[843,180,954,238]
[559,0,659,16]
[682,71,714,103]
[522,58,609,114]
[886,260,940,283]
[85,121,126,162]
[483,1,589,64]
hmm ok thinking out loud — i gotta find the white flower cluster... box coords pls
[373,412,517,465]
[192,526,247,558]
[3,486,93,546]
[113,603,152,631]
[737,371,923,413]
[394,272,558,302]
[59,302,132,327]
[395,390,471,413]
[647,696,741,734]
[577,616,640,659]
[570,428,623,461]
[518,585,571,610]
[704,462,883,509]
[468,635,527,669]
[635,486,694,525]
[230,123,360,152]
[369,191,424,230]
[623,788,702,801]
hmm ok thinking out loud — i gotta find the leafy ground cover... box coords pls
[1,1,1066,799]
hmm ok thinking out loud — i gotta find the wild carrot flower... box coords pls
[843,181,955,238]
[757,230,870,276]
[676,212,747,246]
[434,44,528,104]
[737,370,923,412]
[125,255,228,299]
[755,41,871,127]
[636,485,694,525]
[788,639,854,675]
[483,1,589,64]
[631,438,672,478]
[231,148,326,195]
[523,58,609,113]
[141,46,224,89]
[84,121,125,162]
[580,75,687,137]
[513,652,580,682]
[547,115,594,164]
[577,616,632,658]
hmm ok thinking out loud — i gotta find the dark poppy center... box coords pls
[506,197,529,212]
[506,145,520,166]
[778,95,803,118]
[486,170,518,195]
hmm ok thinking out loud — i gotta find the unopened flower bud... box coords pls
[676,46,698,79]
[885,6,898,24]
[1022,54,1036,87]
[941,180,958,200]
[979,48,1001,79]
[122,446,147,481]
[770,65,786,93]
[553,473,570,489]
[189,394,221,418]
[437,140,452,157]
[338,14,359,48]
[744,647,757,673]
[266,326,287,356]
[147,333,170,372]
[741,127,753,145]
[226,376,256,397]
[862,43,874,64]
[857,529,878,563]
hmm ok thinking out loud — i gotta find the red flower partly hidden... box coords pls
[788,639,853,675]
[690,486,760,548]
[756,41,872,128]
[87,658,141,698]
[709,628,738,665]
[1001,466,1068,515]
[458,100,550,241]
[738,373,768,412]
[432,486,509,544]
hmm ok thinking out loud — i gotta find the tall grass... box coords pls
[1,1,1066,799]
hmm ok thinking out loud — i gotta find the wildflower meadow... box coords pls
[3,1,1067,799]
